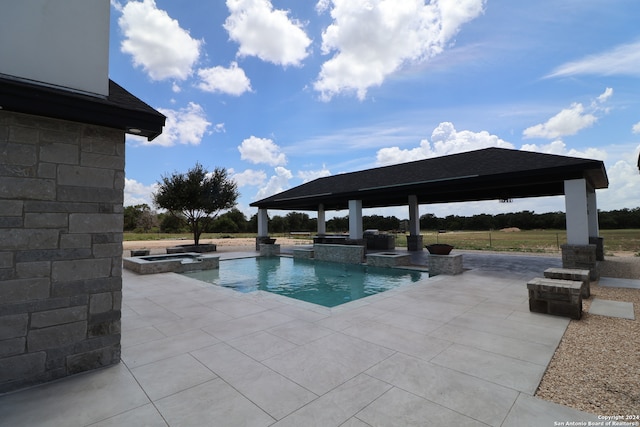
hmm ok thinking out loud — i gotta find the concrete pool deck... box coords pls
[0,249,600,426]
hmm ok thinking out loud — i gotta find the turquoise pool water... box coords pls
[182,257,426,307]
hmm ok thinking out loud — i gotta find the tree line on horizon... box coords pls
[124,205,640,234]
[129,163,640,240]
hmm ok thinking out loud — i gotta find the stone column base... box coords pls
[589,236,604,261]
[428,254,463,276]
[256,236,276,250]
[407,235,423,251]
[561,244,598,281]
[260,244,280,256]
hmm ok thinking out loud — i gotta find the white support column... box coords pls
[348,200,363,240]
[317,204,326,235]
[587,188,599,238]
[408,195,420,236]
[564,179,589,245]
[257,208,269,237]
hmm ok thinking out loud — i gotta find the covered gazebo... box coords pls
[251,147,608,266]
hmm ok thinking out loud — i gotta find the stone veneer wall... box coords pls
[313,244,365,264]
[0,110,124,393]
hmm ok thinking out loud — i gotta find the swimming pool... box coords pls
[182,257,426,307]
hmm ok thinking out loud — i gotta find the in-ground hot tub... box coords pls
[123,253,219,275]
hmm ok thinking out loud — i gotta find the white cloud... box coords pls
[255,167,293,200]
[224,0,312,67]
[547,40,640,78]
[297,166,332,183]
[124,178,158,207]
[238,136,287,166]
[314,0,485,100]
[197,62,252,96]
[232,169,267,187]
[214,123,226,133]
[376,122,512,166]
[632,122,640,134]
[601,153,640,210]
[523,88,612,139]
[148,102,211,147]
[520,140,607,161]
[118,0,202,81]
[523,103,597,139]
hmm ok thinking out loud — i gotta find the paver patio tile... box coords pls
[130,353,217,401]
[227,330,299,361]
[202,309,294,341]
[431,343,547,394]
[120,325,165,348]
[448,312,566,346]
[429,324,557,365]
[155,378,274,427]
[589,298,635,319]
[264,332,395,395]
[89,403,166,427]
[502,393,600,427]
[342,320,452,361]
[370,311,445,335]
[0,364,149,427]
[192,342,317,420]
[122,329,219,369]
[272,374,391,427]
[152,309,232,336]
[366,352,518,426]
[356,387,486,427]
[267,319,334,345]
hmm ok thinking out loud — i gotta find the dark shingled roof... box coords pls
[251,147,608,211]
[0,76,165,140]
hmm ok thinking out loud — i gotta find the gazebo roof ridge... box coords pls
[251,147,608,211]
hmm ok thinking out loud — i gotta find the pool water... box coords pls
[182,257,426,307]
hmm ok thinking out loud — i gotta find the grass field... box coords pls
[124,229,640,255]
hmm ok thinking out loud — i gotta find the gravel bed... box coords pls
[536,256,640,416]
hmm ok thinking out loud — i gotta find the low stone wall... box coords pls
[367,253,410,268]
[544,267,590,298]
[166,243,217,254]
[428,254,463,276]
[527,277,583,319]
[293,248,314,259]
[260,244,280,257]
[123,253,219,274]
[313,244,365,264]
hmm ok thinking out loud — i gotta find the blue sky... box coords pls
[110,0,640,221]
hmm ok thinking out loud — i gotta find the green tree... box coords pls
[158,212,187,233]
[123,204,151,231]
[153,163,239,245]
[220,208,249,232]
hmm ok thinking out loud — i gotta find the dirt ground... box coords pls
[123,238,638,258]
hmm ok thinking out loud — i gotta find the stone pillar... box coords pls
[348,199,363,240]
[255,208,270,250]
[586,190,604,261]
[0,111,123,393]
[407,195,423,251]
[257,208,269,237]
[564,179,589,245]
[317,204,326,235]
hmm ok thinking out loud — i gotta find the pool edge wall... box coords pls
[313,244,365,264]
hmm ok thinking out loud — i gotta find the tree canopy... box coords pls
[153,163,239,245]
